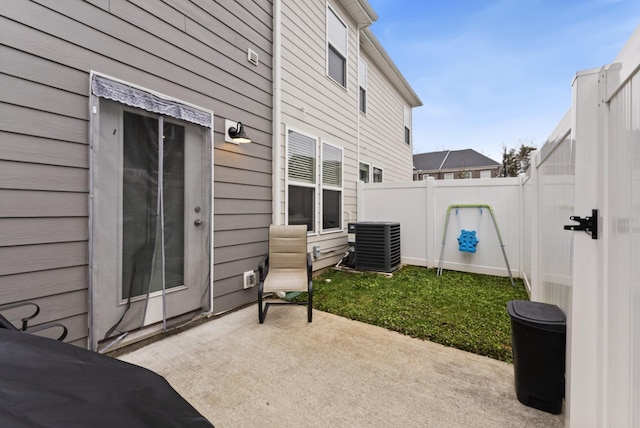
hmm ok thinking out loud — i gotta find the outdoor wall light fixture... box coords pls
[225,119,252,144]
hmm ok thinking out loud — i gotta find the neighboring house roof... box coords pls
[413,149,500,172]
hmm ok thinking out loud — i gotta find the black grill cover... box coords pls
[0,329,213,428]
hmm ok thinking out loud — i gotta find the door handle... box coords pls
[194,219,203,227]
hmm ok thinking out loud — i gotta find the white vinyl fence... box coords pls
[359,24,640,428]
[357,177,522,280]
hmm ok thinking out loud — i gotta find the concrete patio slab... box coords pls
[118,304,564,427]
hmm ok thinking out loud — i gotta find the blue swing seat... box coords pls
[458,230,479,253]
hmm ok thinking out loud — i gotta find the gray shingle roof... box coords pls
[413,149,500,171]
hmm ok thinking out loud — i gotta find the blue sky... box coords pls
[367,0,640,161]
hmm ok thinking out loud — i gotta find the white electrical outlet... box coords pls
[243,270,257,289]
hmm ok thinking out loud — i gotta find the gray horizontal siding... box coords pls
[214,182,272,200]
[0,103,87,143]
[280,2,359,140]
[0,161,88,192]
[214,200,272,216]
[278,0,360,267]
[0,242,87,276]
[1,294,88,344]
[215,228,267,248]
[360,49,413,181]
[213,165,272,187]
[214,276,262,297]
[0,41,88,97]
[0,190,88,217]
[0,0,273,346]
[0,132,88,168]
[214,241,268,265]
[0,218,88,247]
[215,213,273,231]
[213,256,265,282]
[211,287,253,315]
[215,149,273,175]
[0,73,88,120]
[358,50,413,182]
[0,266,88,303]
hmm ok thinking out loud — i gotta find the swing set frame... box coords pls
[436,204,515,287]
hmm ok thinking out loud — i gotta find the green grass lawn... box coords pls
[304,265,529,363]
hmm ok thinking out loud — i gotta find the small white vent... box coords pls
[247,48,259,66]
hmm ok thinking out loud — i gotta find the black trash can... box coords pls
[507,300,566,414]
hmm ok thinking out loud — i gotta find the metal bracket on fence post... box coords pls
[564,209,598,239]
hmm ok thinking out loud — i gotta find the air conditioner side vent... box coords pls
[349,222,401,273]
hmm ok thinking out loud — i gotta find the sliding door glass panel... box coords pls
[122,112,185,300]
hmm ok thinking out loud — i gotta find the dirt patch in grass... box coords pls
[304,265,529,363]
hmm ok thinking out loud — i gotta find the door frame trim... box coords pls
[88,71,214,351]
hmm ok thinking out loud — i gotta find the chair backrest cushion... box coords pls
[269,225,307,270]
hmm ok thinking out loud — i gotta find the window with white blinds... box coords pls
[287,130,316,184]
[286,131,343,233]
[327,7,347,55]
[322,143,342,188]
[287,129,317,232]
[327,6,347,87]
[322,143,342,231]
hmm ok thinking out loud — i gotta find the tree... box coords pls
[501,140,536,177]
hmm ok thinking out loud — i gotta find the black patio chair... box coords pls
[0,302,68,341]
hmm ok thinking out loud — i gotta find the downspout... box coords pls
[88,76,96,351]
[355,26,362,223]
[272,0,282,225]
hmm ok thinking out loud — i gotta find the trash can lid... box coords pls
[507,300,566,333]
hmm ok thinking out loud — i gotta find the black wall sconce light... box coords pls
[225,119,252,144]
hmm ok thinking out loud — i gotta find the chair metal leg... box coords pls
[307,281,313,322]
[258,282,265,324]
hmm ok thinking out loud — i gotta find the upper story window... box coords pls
[373,166,383,183]
[359,58,367,113]
[404,105,411,145]
[359,162,370,183]
[327,6,347,87]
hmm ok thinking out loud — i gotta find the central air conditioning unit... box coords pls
[348,222,401,273]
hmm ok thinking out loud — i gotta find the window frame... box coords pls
[404,105,411,145]
[359,161,371,183]
[372,166,383,183]
[321,141,344,233]
[359,57,367,114]
[326,4,348,89]
[285,127,319,234]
